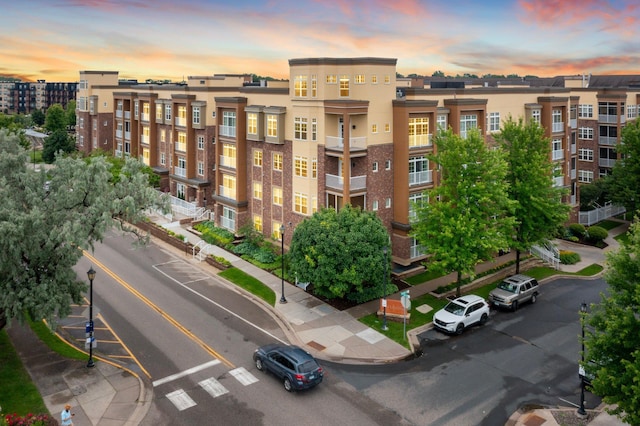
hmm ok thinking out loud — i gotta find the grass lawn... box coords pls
[615,232,630,245]
[0,330,49,417]
[219,267,276,306]
[595,219,623,231]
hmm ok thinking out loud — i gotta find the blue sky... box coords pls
[1,0,639,82]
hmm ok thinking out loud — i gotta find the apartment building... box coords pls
[76,59,640,271]
[0,80,77,114]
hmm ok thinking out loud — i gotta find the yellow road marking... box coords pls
[83,251,235,369]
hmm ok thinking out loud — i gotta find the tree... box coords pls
[608,119,640,216]
[432,71,445,77]
[288,205,394,303]
[412,128,516,296]
[31,109,46,126]
[44,103,67,133]
[0,129,169,329]
[42,129,75,163]
[65,100,76,128]
[495,117,570,272]
[579,178,610,211]
[585,219,640,424]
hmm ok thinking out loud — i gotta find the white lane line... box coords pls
[152,264,287,344]
[199,377,229,398]
[229,367,259,386]
[166,389,197,411]
[153,359,221,387]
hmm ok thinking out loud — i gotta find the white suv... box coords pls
[433,295,490,335]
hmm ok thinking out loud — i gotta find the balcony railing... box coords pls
[218,185,236,199]
[141,134,149,144]
[174,166,186,177]
[116,110,123,118]
[553,175,564,187]
[571,169,577,180]
[409,134,433,148]
[125,131,131,140]
[175,142,187,152]
[219,125,236,138]
[410,245,426,259]
[571,143,577,154]
[116,130,123,139]
[552,122,564,132]
[552,149,564,161]
[409,170,433,186]
[141,113,149,122]
[599,136,617,146]
[570,118,577,129]
[175,117,187,127]
[598,114,618,124]
[598,158,616,168]
[325,174,367,191]
[219,155,236,168]
[124,111,131,119]
[325,136,367,151]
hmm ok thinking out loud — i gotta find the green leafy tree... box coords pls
[0,129,169,329]
[288,205,394,303]
[579,178,611,211]
[608,119,640,216]
[65,100,76,128]
[412,128,516,296]
[495,117,570,272]
[90,149,160,188]
[431,71,445,77]
[585,219,640,424]
[31,108,46,126]
[0,113,29,148]
[42,129,75,163]
[44,103,67,133]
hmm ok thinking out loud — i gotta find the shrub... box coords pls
[559,250,581,265]
[568,236,580,243]
[586,225,608,243]
[3,413,56,426]
[568,223,586,238]
[194,221,234,246]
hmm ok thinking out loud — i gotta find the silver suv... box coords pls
[488,274,539,311]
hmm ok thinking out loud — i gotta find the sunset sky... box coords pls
[2,0,639,83]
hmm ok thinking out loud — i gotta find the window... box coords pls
[578,170,594,183]
[384,75,391,84]
[552,109,563,132]
[552,139,563,160]
[372,161,378,172]
[311,75,317,98]
[326,74,337,84]
[253,182,262,199]
[312,158,317,179]
[409,117,430,147]
[409,156,431,185]
[221,174,236,199]
[371,75,378,84]
[339,75,349,97]
[253,215,263,232]
[267,115,277,137]
[79,117,84,129]
[221,143,237,168]
[197,161,204,176]
[627,104,637,119]
[165,104,172,121]
[385,198,391,208]
[488,112,500,132]
[177,105,187,126]
[294,156,308,177]
[409,193,426,220]
[160,129,166,142]
[198,135,204,149]
[160,152,165,165]
[578,149,594,161]
[531,109,541,124]
[437,114,447,133]
[294,75,307,97]
[254,150,263,167]
[193,106,200,125]
[221,111,236,137]
[221,206,236,231]
[156,104,163,120]
[294,117,308,140]
[273,222,283,240]
[460,114,477,138]
[579,104,593,118]
[599,102,618,118]
[311,118,317,141]
[579,127,593,139]
[385,160,391,170]
[294,193,308,215]
[372,200,379,211]
[247,112,257,134]
[371,124,377,133]
[142,102,149,120]
[385,123,390,132]
[273,187,283,205]
[273,153,283,171]
[355,74,365,84]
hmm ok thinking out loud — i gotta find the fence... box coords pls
[579,202,626,226]
[530,243,560,270]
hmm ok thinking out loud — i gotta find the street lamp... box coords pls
[279,224,287,304]
[577,302,588,418]
[382,247,388,331]
[87,267,96,368]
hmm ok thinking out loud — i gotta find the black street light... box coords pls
[382,247,388,331]
[279,224,287,304]
[87,267,96,368]
[577,302,588,418]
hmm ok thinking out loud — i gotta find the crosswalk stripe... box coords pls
[166,389,197,411]
[153,359,221,387]
[199,377,229,398]
[229,367,259,386]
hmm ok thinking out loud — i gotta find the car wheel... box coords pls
[455,323,464,335]
[480,313,488,325]
[531,293,537,304]
[284,377,293,392]
[255,357,264,371]
[512,301,519,311]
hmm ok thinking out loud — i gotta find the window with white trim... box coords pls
[294,156,308,177]
[372,200,379,211]
[460,114,477,138]
[578,170,594,183]
[627,104,637,119]
[409,156,431,185]
[488,112,500,132]
[355,74,365,84]
[384,75,391,84]
[312,158,317,179]
[437,114,447,133]
[294,75,307,97]
[156,104,163,120]
[254,150,263,167]
[385,198,391,208]
[311,118,317,141]
[160,152,165,165]
[385,160,391,170]
[531,109,541,124]
[409,117,430,147]
[197,135,204,149]
[197,161,204,176]
[165,104,172,121]
[273,187,283,205]
[221,111,236,137]
[372,124,378,133]
[294,192,308,215]
[579,104,593,118]
[579,127,593,139]
[273,153,283,171]
[371,75,378,84]
[311,75,317,98]
[372,162,378,172]
[253,182,262,199]
[326,74,337,84]
[193,106,200,125]
[294,117,308,140]
[339,75,349,97]
[409,193,426,220]
[247,112,257,135]
[253,215,263,232]
[385,123,390,132]
[267,115,277,137]
[578,149,593,161]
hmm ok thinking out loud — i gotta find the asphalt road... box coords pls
[327,276,607,426]
[71,231,407,426]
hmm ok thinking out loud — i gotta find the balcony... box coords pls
[325,174,367,191]
[409,134,433,148]
[219,155,236,169]
[571,169,577,180]
[599,114,620,124]
[552,122,564,133]
[175,117,187,127]
[570,118,577,129]
[552,149,564,161]
[141,113,150,122]
[553,175,564,187]
[175,142,187,152]
[116,130,123,139]
[571,143,576,154]
[124,111,131,120]
[124,131,130,140]
[598,158,616,168]
[218,185,236,199]
[599,136,617,146]
[220,125,236,138]
[409,170,433,186]
[116,110,123,118]
[141,134,149,144]
[174,166,186,177]
[325,136,367,152]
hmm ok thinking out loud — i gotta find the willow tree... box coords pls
[411,128,515,296]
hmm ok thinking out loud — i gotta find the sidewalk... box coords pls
[6,216,630,425]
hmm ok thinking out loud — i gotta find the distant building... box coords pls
[76,61,639,272]
[0,79,77,114]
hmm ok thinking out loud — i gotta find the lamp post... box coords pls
[87,267,96,368]
[382,247,388,331]
[279,224,287,304]
[577,302,588,418]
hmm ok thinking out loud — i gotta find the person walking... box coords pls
[60,404,74,426]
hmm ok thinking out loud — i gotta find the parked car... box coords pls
[488,274,540,311]
[433,295,490,335]
[253,344,323,392]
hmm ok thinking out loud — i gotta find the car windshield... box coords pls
[298,360,319,373]
[444,301,465,316]
[497,281,518,293]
